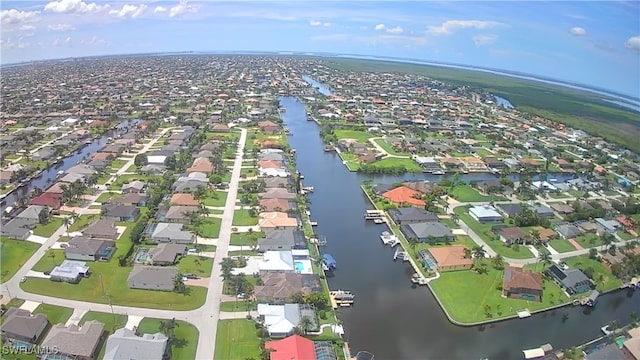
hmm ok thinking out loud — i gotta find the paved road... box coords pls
[1,128,248,360]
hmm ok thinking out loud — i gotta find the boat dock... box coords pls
[330,290,355,309]
[380,231,400,247]
[517,309,532,318]
[364,209,386,220]
[393,247,410,261]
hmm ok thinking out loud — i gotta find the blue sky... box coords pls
[2,0,639,96]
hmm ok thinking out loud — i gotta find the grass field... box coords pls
[368,157,423,172]
[1,237,40,282]
[201,190,228,207]
[137,318,199,360]
[32,249,65,272]
[94,192,120,203]
[449,185,506,202]
[214,319,261,360]
[430,265,567,323]
[373,138,410,156]
[334,129,373,143]
[562,255,621,292]
[575,233,605,249]
[32,217,64,237]
[177,255,213,277]
[192,218,221,238]
[32,303,73,325]
[67,214,101,232]
[232,209,259,226]
[219,301,257,312]
[548,239,577,253]
[230,231,264,246]
[328,58,640,152]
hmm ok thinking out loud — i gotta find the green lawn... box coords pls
[177,255,213,277]
[232,210,259,226]
[373,138,409,156]
[230,231,264,246]
[95,192,120,203]
[32,249,65,272]
[368,157,423,172]
[562,255,622,292]
[79,311,128,360]
[0,237,40,282]
[110,159,128,170]
[548,239,577,253]
[32,217,64,237]
[219,301,257,312]
[430,265,567,323]
[339,152,361,171]
[333,129,373,143]
[575,233,604,249]
[67,214,101,232]
[201,190,228,207]
[125,164,138,172]
[449,185,506,202]
[137,318,199,360]
[192,218,221,238]
[32,303,73,325]
[214,320,261,360]
[240,167,257,177]
[617,230,635,240]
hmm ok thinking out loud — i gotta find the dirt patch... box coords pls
[185,277,210,287]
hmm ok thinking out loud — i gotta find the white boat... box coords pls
[374,218,385,224]
[380,231,399,245]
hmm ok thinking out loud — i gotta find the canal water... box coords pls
[1,120,138,213]
[280,96,639,360]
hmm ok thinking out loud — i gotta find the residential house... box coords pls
[160,205,199,224]
[150,223,195,244]
[469,205,504,223]
[101,204,140,222]
[257,251,296,273]
[421,245,473,272]
[258,230,306,252]
[503,266,544,301]
[388,207,439,225]
[402,181,438,195]
[122,180,146,194]
[108,193,148,207]
[148,243,187,265]
[0,218,33,240]
[104,328,169,360]
[1,308,48,346]
[595,218,621,233]
[257,304,318,337]
[259,167,289,178]
[254,273,322,304]
[259,212,299,231]
[82,219,119,240]
[555,223,582,240]
[127,266,179,291]
[498,227,527,245]
[169,193,200,206]
[40,320,104,360]
[50,260,90,283]
[260,198,296,212]
[15,205,50,225]
[381,186,425,207]
[546,264,595,295]
[32,147,56,161]
[260,188,297,200]
[65,236,116,262]
[621,327,640,360]
[483,157,505,169]
[400,222,454,243]
[550,203,574,215]
[186,157,214,175]
[266,335,331,360]
[258,120,280,134]
[171,173,209,193]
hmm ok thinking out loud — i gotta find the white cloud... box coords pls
[309,19,322,26]
[323,22,331,27]
[52,36,72,46]
[154,6,167,13]
[427,20,507,35]
[44,0,110,14]
[355,34,428,46]
[311,33,350,41]
[169,0,197,18]
[1,37,30,50]
[624,36,640,51]
[472,34,498,47]
[1,9,40,25]
[375,23,386,31]
[80,35,110,46]
[48,23,75,31]
[109,4,148,19]
[386,26,403,34]
[569,27,587,36]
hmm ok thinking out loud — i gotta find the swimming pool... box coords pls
[295,261,304,272]
[12,340,31,350]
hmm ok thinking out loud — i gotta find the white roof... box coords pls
[147,155,167,164]
[291,249,310,257]
[523,348,545,359]
[469,205,503,219]
[259,168,289,178]
[259,251,294,272]
[257,304,298,334]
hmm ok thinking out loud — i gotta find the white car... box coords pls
[20,277,27,283]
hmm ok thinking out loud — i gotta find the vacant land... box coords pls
[32,217,64,237]
[232,209,259,226]
[334,129,373,143]
[548,239,577,253]
[202,190,228,207]
[33,303,73,325]
[449,185,505,202]
[230,231,264,246]
[177,255,213,278]
[367,157,423,172]
[1,237,40,282]
[214,319,261,360]
[137,318,199,360]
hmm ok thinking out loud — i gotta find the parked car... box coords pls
[20,277,26,283]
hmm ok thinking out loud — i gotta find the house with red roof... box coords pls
[265,335,316,360]
[29,192,63,209]
[381,186,425,207]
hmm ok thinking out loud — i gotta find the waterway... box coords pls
[280,95,640,360]
[1,120,138,213]
[494,95,514,109]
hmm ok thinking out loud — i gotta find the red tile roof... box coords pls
[266,335,316,360]
[381,186,425,207]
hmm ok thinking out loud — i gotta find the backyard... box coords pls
[1,237,40,282]
[214,319,261,360]
[137,318,199,360]
[562,255,622,292]
[32,217,64,237]
[67,214,101,232]
[448,185,506,202]
[232,209,259,226]
[430,265,567,324]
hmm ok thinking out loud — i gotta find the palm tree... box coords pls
[491,254,505,270]
[463,248,472,259]
[173,275,186,294]
[529,229,541,246]
[450,213,460,224]
[299,316,314,335]
[538,252,552,271]
[602,232,615,250]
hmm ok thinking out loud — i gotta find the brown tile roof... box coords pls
[381,186,425,207]
[427,245,473,268]
[260,198,291,212]
[503,266,543,292]
[169,193,200,206]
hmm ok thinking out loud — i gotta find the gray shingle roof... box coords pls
[104,328,168,360]
[41,320,104,358]
[1,308,48,341]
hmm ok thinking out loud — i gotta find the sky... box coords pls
[1,0,639,97]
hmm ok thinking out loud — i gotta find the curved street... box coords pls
[2,128,248,360]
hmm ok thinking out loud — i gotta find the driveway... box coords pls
[231,257,261,275]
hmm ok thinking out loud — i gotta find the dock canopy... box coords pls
[322,254,337,269]
[522,348,545,359]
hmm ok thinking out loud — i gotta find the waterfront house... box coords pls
[262,177,292,189]
[257,304,318,337]
[260,198,296,212]
[388,207,439,225]
[381,186,426,207]
[421,245,473,272]
[497,203,554,218]
[621,327,640,360]
[260,188,297,200]
[258,230,306,252]
[101,204,140,222]
[400,222,454,243]
[81,219,119,240]
[15,205,50,225]
[121,180,146,194]
[546,264,595,295]
[498,227,527,245]
[258,120,280,134]
[502,266,543,301]
[260,167,289,178]
[127,266,179,291]
[40,320,104,360]
[64,236,116,262]
[254,273,322,304]
[468,205,504,223]
[148,243,187,265]
[1,308,48,346]
[594,218,621,233]
[259,212,299,231]
[265,334,337,360]
[257,251,296,273]
[402,181,438,195]
[50,260,90,283]
[104,328,168,360]
[150,222,195,244]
